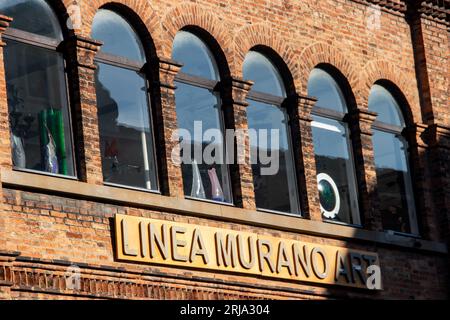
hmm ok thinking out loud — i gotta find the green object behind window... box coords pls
[38,108,67,175]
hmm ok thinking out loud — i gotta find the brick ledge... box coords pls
[1,168,447,255]
[0,253,338,300]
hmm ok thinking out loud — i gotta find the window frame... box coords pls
[246,83,302,217]
[173,33,234,206]
[95,51,145,72]
[371,116,419,236]
[311,108,362,226]
[3,23,78,179]
[92,10,160,193]
[309,71,362,226]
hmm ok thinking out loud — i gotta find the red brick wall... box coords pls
[0,0,448,300]
[1,188,448,299]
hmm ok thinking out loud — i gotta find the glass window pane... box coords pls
[95,63,158,190]
[92,9,145,62]
[369,85,405,127]
[311,116,359,223]
[247,100,300,214]
[308,68,347,112]
[373,130,416,233]
[0,0,62,39]
[4,40,74,176]
[175,81,232,203]
[243,51,286,97]
[172,31,219,80]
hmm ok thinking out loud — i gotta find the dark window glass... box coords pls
[244,51,300,215]
[308,68,360,224]
[92,9,145,62]
[173,31,232,203]
[93,9,158,191]
[369,85,417,234]
[2,0,75,177]
[247,100,299,214]
[372,131,415,233]
[0,0,62,39]
[5,41,74,175]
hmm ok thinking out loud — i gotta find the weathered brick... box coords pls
[0,0,447,301]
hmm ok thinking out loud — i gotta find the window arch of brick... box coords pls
[161,3,234,70]
[298,42,359,99]
[92,2,159,61]
[234,23,299,92]
[360,60,421,124]
[247,45,297,97]
[5,0,81,38]
[44,0,78,37]
[175,26,231,80]
[371,79,416,128]
[310,63,359,112]
[0,0,80,38]
[85,0,163,58]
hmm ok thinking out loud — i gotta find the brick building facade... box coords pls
[0,0,448,299]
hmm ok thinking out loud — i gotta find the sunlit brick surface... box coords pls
[0,0,448,300]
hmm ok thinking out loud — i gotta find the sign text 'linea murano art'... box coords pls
[115,214,382,289]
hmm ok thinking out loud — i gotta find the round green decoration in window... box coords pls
[317,173,341,219]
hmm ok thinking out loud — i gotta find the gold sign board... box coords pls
[115,214,382,289]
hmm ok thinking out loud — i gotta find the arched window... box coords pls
[1,0,75,176]
[308,68,360,224]
[172,31,232,203]
[92,9,158,191]
[243,51,300,215]
[369,84,418,235]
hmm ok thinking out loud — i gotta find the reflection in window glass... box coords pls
[173,31,232,203]
[311,116,359,223]
[95,63,157,190]
[372,131,416,234]
[369,84,417,234]
[0,0,62,39]
[243,51,299,214]
[93,9,158,191]
[243,51,286,97]
[175,82,232,202]
[307,68,347,113]
[92,9,145,62]
[373,130,415,234]
[247,101,300,214]
[369,85,404,126]
[4,40,75,176]
[308,68,359,224]
[172,31,219,80]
